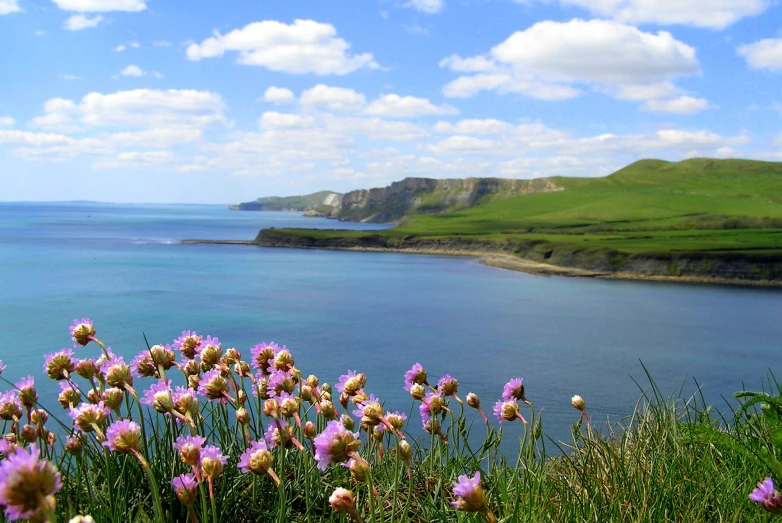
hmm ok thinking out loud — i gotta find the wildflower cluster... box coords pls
[0,318,767,522]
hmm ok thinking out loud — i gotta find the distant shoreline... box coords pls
[181,239,782,287]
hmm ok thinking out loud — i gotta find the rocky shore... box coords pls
[182,229,782,286]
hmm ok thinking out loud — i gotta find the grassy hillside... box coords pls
[392,158,782,254]
[253,159,782,281]
[232,190,339,211]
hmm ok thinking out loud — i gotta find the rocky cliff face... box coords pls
[336,177,562,223]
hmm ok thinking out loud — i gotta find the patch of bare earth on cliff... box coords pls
[479,255,606,277]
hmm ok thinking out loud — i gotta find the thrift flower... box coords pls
[451,472,488,513]
[100,357,133,389]
[237,439,280,485]
[438,374,460,397]
[70,318,95,347]
[172,386,199,417]
[0,444,62,521]
[69,402,110,434]
[149,344,176,370]
[502,378,530,405]
[173,331,201,360]
[16,376,37,408]
[336,370,366,396]
[329,487,357,514]
[74,359,100,380]
[313,420,361,471]
[173,435,206,466]
[171,473,198,506]
[571,395,585,411]
[101,388,124,412]
[749,477,782,514]
[197,369,229,401]
[102,420,142,454]
[404,363,427,392]
[268,370,296,397]
[493,399,527,424]
[142,381,174,414]
[131,351,158,379]
[199,446,227,479]
[0,392,22,420]
[43,349,75,380]
[250,342,280,375]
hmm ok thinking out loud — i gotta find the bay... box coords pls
[1,202,780,446]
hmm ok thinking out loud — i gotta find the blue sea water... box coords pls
[1,202,781,446]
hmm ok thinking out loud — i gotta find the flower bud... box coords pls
[410,383,426,401]
[86,389,100,404]
[222,348,241,365]
[306,375,319,388]
[236,407,250,425]
[304,421,317,440]
[320,400,336,420]
[30,409,48,425]
[184,360,201,377]
[188,375,200,390]
[58,387,80,409]
[21,424,37,443]
[237,390,248,405]
[348,457,370,483]
[200,344,222,366]
[466,393,480,409]
[273,349,294,371]
[571,395,585,412]
[300,385,313,402]
[263,399,279,418]
[101,387,124,412]
[341,414,355,431]
[150,344,176,370]
[398,439,412,463]
[235,361,251,376]
[74,359,100,380]
[69,516,96,523]
[329,487,357,515]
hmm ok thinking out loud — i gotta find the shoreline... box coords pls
[181,239,782,287]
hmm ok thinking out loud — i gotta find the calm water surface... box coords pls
[1,202,780,445]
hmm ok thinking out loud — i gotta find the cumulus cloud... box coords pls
[300,84,366,111]
[0,0,21,15]
[263,86,295,103]
[186,19,379,75]
[64,14,103,30]
[30,89,226,130]
[405,0,443,14]
[515,0,769,29]
[364,94,458,117]
[0,130,114,159]
[53,0,146,12]
[441,19,701,110]
[108,128,202,147]
[153,40,171,47]
[259,112,316,130]
[0,117,15,127]
[121,65,145,76]
[738,39,782,71]
[641,96,711,114]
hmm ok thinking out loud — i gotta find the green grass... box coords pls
[9,326,782,523]
[266,159,782,258]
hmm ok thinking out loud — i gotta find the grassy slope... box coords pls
[267,158,782,256]
[249,190,338,211]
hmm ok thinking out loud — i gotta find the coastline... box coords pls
[181,239,782,287]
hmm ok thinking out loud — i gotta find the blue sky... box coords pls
[0,0,780,203]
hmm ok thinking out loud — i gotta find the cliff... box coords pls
[336,177,562,223]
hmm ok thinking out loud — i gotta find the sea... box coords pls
[1,201,781,447]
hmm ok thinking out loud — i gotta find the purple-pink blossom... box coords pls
[43,349,75,380]
[70,318,95,347]
[451,471,487,512]
[0,444,62,521]
[404,363,427,392]
[313,420,361,471]
[103,420,142,454]
[141,380,174,413]
[750,477,782,514]
[171,473,198,505]
[173,435,206,466]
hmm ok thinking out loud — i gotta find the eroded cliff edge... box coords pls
[251,229,782,284]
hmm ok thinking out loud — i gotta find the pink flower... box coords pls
[750,477,782,514]
[451,471,487,513]
[0,444,62,521]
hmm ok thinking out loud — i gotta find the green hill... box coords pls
[252,159,782,282]
[230,190,341,211]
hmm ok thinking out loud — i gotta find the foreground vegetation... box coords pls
[1,320,781,522]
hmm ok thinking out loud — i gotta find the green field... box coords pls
[265,159,782,257]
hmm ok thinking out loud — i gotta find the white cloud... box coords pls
[121,65,145,76]
[0,130,113,159]
[300,84,366,111]
[153,40,171,47]
[641,96,711,114]
[520,0,769,29]
[64,14,103,30]
[114,45,126,52]
[364,94,458,117]
[0,117,14,127]
[259,112,316,130]
[30,89,226,130]
[441,19,700,109]
[34,30,47,36]
[405,0,443,14]
[0,0,20,15]
[263,86,295,103]
[53,0,146,12]
[433,119,516,135]
[738,39,782,71]
[186,19,379,75]
[62,74,83,80]
[117,151,173,162]
[324,115,428,141]
[108,128,202,147]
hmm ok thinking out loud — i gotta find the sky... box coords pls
[0,0,781,203]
